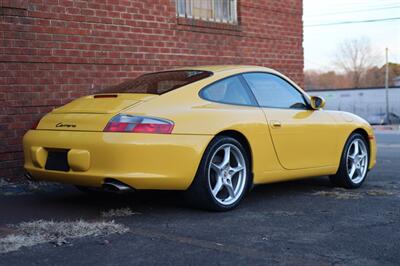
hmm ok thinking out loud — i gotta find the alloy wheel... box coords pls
[346,138,368,184]
[208,143,247,206]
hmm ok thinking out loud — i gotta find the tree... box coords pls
[304,70,351,90]
[361,63,400,87]
[304,63,400,90]
[334,37,378,88]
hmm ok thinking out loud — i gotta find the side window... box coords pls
[200,76,256,106]
[243,73,308,109]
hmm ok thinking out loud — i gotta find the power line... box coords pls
[305,4,400,18]
[304,0,400,12]
[305,17,400,27]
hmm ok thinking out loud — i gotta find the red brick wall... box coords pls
[0,0,303,180]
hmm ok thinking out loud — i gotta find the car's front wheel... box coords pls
[185,136,251,211]
[330,133,370,188]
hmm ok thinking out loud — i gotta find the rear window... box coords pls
[104,70,212,95]
[200,75,257,106]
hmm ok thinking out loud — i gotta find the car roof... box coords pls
[174,65,274,73]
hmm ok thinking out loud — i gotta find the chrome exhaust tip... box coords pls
[24,172,35,182]
[102,179,133,193]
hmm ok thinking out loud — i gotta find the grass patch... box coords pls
[313,189,363,200]
[0,180,62,197]
[0,179,11,188]
[313,187,398,199]
[101,207,140,218]
[0,220,129,254]
[271,211,298,216]
[365,189,395,197]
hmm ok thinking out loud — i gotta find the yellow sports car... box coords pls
[23,66,376,211]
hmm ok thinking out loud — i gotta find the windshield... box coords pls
[103,70,212,95]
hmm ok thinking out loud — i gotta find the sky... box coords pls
[303,0,400,71]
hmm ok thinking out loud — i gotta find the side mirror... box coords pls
[310,96,326,110]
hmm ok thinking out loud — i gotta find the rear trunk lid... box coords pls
[37,93,156,132]
[52,93,156,114]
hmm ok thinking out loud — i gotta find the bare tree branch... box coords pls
[334,37,378,88]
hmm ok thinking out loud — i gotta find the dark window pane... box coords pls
[243,73,307,109]
[103,70,212,95]
[201,76,256,106]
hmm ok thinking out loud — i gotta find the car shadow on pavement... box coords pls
[0,176,337,225]
[46,176,334,211]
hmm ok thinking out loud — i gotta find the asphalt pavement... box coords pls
[0,132,399,265]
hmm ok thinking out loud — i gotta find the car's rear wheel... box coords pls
[330,133,369,188]
[184,136,251,211]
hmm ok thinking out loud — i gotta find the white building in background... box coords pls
[394,76,400,86]
[308,87,400,120]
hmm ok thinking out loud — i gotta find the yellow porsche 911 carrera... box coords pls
[23,65,376,211]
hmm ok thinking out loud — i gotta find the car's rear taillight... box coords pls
[104,115,174,134]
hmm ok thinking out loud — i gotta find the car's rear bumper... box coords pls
[23,130,212,190]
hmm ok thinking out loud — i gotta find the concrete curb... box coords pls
[372,125,400,132]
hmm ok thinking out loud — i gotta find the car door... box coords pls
[242,72,338,170]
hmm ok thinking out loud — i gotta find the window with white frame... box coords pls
[176,0,237,24]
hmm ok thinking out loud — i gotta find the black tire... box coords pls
[329,133,370,189]
[184,136,251,211]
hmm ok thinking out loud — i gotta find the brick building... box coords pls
[0,0,304,180]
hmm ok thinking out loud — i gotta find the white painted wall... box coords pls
[309,87,400,120]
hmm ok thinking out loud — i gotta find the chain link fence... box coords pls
[309,87,400,124]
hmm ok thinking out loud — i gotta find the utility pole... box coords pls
[385,48,390,124]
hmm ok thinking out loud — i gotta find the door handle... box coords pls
[271,120,282,128]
